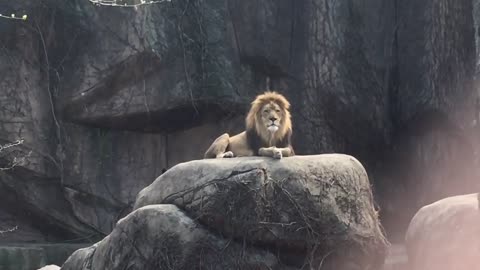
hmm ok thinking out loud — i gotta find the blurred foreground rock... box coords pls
[406,193,480,270]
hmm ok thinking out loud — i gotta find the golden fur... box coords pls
[204,91,294,159]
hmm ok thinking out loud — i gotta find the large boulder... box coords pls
[62,204,293,270]
[405,193,480,270]
[134,154,388,269]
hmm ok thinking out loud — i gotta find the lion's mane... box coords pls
[245,91,293,151]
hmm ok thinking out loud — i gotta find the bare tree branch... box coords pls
[0,226,18,234]
[89,0,171,8]
[0,14,27,20]
[0,139,30,171]
[0,139,24,152]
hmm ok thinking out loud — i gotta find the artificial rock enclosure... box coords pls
[64,155,388,269]
[1,0,480,269]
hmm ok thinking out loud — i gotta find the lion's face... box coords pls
[259,102,283,133]
[246,91,292,145]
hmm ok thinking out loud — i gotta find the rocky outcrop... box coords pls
[0,0,478,246]
[58,1,252,130]
[0,244,82,270]
[63,154,388,269]
[378,0,478,238]
[63,205,294,270]
[405,193,480,270]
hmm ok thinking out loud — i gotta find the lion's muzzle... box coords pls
[267,125,279,132]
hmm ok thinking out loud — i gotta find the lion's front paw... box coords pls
[216,151,234,158]
[222,151,234,158]
[272,148,282,159]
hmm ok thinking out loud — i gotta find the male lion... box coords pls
[204,91,294,159]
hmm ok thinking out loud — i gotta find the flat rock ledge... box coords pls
[63,154,388,270]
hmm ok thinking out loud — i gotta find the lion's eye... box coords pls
[275,109,280,112]
[264,109,269,113]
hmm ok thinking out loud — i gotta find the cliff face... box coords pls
[0,0,478,242]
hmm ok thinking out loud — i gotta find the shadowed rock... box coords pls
[62,204,292,270]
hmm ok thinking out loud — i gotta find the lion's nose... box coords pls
[270,117,277,122]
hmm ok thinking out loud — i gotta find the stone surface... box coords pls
[0,0,478,245]
[0,246,46,270]
[377,0,478,238]
[382,244,408,270]
[0,244,85,270]
[57,0,254,131]
[62,204,292,270]
[0,209,47,243]
[134,154,388,269]
[405,193,480,270]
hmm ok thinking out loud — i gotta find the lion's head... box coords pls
[246,91,292,146]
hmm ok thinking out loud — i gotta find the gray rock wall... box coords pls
[0,0,478,242]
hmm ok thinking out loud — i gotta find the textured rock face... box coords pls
[62,205,293,270]
[0,244,81,270]
[405,193,480,270]
[0,0,478,244]
[378,0,478,237]
[57,0,256,132]
[132,154,388,269]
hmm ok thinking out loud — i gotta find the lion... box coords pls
[204,91,294,159]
